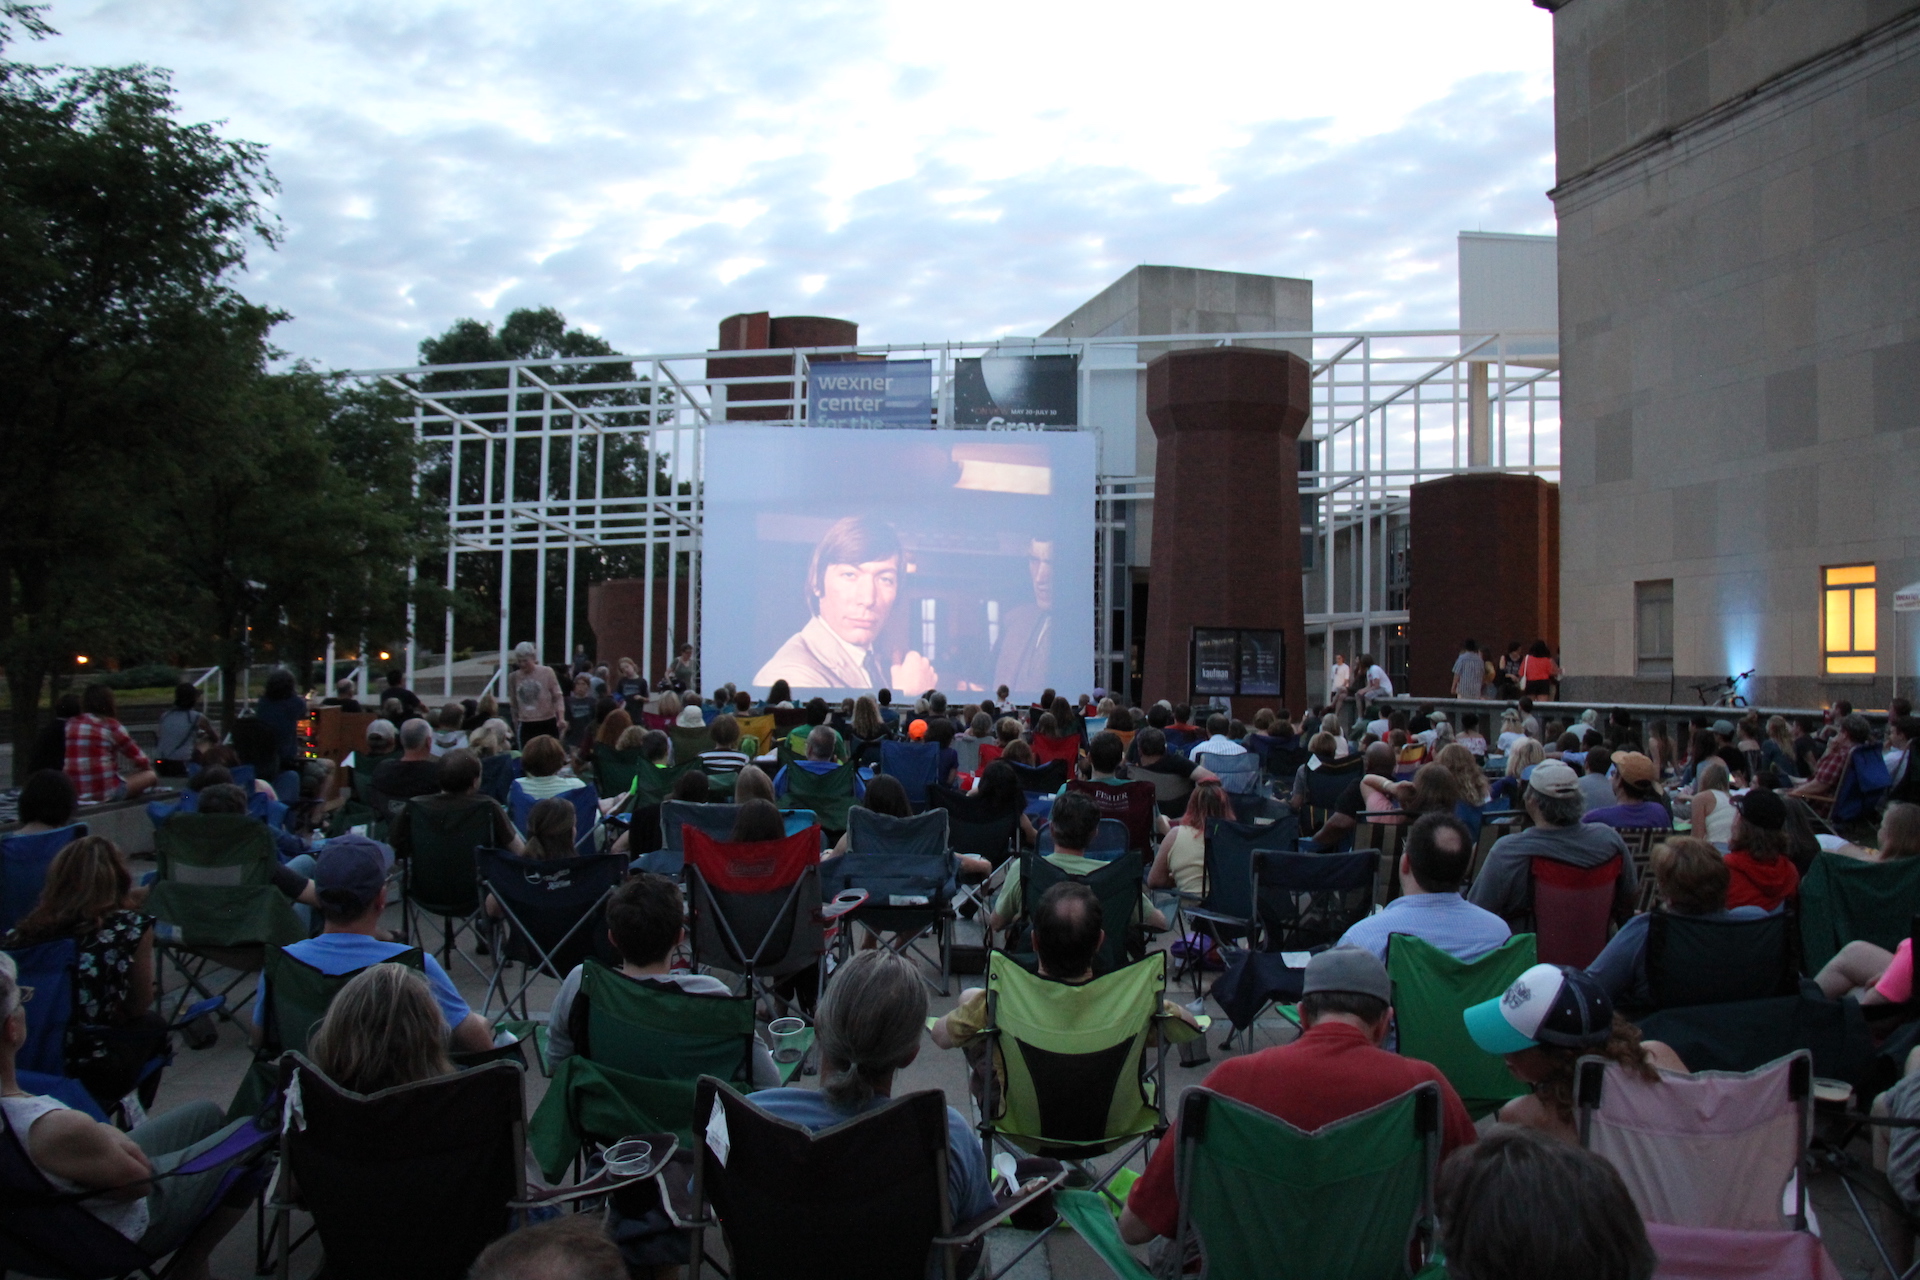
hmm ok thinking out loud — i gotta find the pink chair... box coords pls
[1645,1223,1842,1279]
[1531,855,1621,967]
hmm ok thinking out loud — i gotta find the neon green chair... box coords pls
[1387,932,1537,1119]
[1059,1083,1447,1279]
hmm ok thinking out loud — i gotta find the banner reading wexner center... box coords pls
[702,427,1095,701]
[806,359,933,428]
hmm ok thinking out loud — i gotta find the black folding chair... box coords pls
[674,1077,1064,1280]
[398,796,496,980]
[477,847,626,1020]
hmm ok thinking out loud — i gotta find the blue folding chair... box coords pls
[1195,750,1265,797]
[0,823,87,935]
[879,740,942,811]
[824,808,958,992]
[508,781,602,852]
[1830,747,1891,824]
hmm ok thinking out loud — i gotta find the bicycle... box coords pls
[1691,668,1754,708]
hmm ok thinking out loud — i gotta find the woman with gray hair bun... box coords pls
[748,950,996,1268]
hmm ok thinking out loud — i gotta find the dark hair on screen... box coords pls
[806,517,902,612]
[18,769,77,828]
[729,799,787,843]
[1048,790,1101,852]
[1405,812,1474,893]
[606,873,684,968]
[1438,1125,1655,1280]
[860,773,913,819]
[1033,882,1102,978]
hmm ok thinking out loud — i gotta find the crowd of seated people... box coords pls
[23,647,1920,1278]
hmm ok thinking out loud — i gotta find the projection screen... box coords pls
[701,427,1095,701]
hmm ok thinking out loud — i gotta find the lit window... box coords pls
[1823,564,1877,675]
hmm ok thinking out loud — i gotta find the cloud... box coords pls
[37,0,1556,369]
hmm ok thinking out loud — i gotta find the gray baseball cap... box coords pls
[1527,759,1582,798]
[1301,946,1392,1003]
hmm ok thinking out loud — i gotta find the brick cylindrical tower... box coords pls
[1142,346,1311,717]
[707,313,859,420]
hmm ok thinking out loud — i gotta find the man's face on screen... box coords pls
[817,557,899,646]
[1028,542,1054,611]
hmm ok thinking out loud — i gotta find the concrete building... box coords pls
[1542,0,1920,706]
[1045,266,1314,703]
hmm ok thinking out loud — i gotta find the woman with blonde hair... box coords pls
[307,963,455,1095]
[1489,738,1544,807]
[850,695,886,743]
[1436,742,1490,807]
[3,836,163,1103]
[1689,758,1734,844]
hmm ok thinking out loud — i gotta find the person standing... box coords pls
[1450,639,1487,701]
[506,642,567,746]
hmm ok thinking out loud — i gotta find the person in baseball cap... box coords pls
[311,833,394,919]
[1116,944,1479,1248]
[1583,751,1673,831]
[1465,964,1685,1142]
[1724,786,1800,911]
[1464,757,1640,930]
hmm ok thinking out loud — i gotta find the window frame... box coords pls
[1822,563,1877,676]
[1634,579,1674,677]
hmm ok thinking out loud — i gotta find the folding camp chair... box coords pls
[0,822,88,935]
[671,725,717,764]
[1634,991,1874,1085]
[1006,759,1069,797]
[1195,751,1264,797]
[591,744,643,799]
[476,846,626,1019]
[777,758,862,834]
[397,796,495,978]
[507,780,602,852]
[683,825,854,1013]
[5,937,216,1122]
[974,951,1175,1268]
[1529,854,1622,967]
[673,1077,1065,1280]
[927,788,1022,869]
[479,752,521,804]
[1612,826,1669,911]
[1067,778,1159,857]
[1388,932,1538,1119]
[953,736,984,774]
[736,713,776,756]
[1144,765,1195,819]
[1208,840,1371,1041]
[1799,850,1920,971]
[1060,1083,1446,1280]
[880,739,943,810]
[1825,746,1892,826]
[630,757,701,808]
[642,799,744,875]
[528,961,764,1183]
[824,807,959,993]
[272,1053,660,1280]
[230,943,426,1121]
[1004,850,1148,976]
[145,812,307,1023]
[1576,1050,1815,1234]
[1641,908,1801,1013]
[1032,733,1082,769]
[1181,818,1288,1000]
[2,1099,278,1280]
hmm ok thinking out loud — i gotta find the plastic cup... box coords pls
[769,1016,808,1063]
[604,1138,653,1178]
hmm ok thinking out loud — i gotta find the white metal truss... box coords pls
[349,329,1558,698]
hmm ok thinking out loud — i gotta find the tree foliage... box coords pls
[0,10,436,771]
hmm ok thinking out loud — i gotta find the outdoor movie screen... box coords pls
[702,426,1095,701]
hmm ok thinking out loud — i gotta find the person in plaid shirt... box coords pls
[63,684,158,804]
[1789,712,1869,814]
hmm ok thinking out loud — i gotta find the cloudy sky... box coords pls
[34,0,1557,371]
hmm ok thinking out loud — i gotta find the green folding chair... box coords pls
[670,725,717,764]
[630,757,701,808]
[778,759,862,834]
[1798,850,1920,971]
[229,944,426,1120]
[591,745,644,800]
[1059,1083,1447,1280]
[1387,932,1537,1120]
[528,959,786,1181]
[146,813,307,1024]
[347,767,391,840]
[396,796,495,980]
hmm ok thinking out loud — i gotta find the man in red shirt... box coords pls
[1119,946,1477,1245]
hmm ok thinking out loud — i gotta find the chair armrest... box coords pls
[514,1133,680,1207]
[820,889,869,921]
[936,1159,1069,1246]
[168,996,225,1030]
